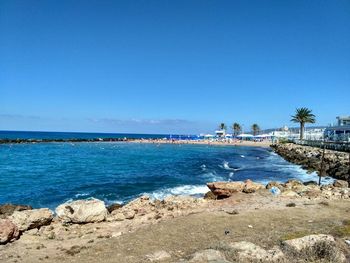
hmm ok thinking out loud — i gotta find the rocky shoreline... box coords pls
[1,178,349,262]
[272,143,350,183]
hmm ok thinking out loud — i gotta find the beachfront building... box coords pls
[337,116,350,126]
[215,129,226,137]
[303,128,325,140]
[324,116,350,142]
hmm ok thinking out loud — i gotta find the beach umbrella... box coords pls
[237,133,254,138]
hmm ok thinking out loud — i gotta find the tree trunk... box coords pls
[300,122,305,140]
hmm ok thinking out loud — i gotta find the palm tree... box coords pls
[251,124,260,136]
[291,108,316,140]
[232,123,241,136]
[219,123,227,131]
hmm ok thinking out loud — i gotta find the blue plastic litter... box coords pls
[269,186,281,196]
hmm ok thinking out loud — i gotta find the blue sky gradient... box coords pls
[1,0,349,134]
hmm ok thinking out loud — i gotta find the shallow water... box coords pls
[0,142,328,209]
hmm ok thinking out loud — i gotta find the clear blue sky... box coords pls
[1,0,349,134]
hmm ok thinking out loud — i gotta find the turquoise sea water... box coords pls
[0,141,327,210]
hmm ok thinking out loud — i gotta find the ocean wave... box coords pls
[219,161,237,171]
[145,185,209,200]
[74,193,89,198]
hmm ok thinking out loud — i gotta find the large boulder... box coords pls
[243,179,264,193]
[282,234,346,262]
[283,234,335,252]
[229,241,284,262]
[56,198,107,223]
[0,204,32,219]
[10,208,53,232]
[207,182,244,199]
[0,219,20,244]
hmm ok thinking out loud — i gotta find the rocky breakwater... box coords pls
[272,143,350,182]
[206,178,350,200]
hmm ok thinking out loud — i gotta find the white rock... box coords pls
[189,249,227,262]
[10,208,53,232]
[230,241,284,262]
[282,234,335,252]
[55,198,107,223]
[146,250,171,262]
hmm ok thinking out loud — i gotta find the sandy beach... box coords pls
[130,139,272,148]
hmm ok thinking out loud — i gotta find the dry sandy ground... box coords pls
[1,192,349,263]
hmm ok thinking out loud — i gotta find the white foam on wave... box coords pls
[104,199,124,206]
[75,193,89,198]
[219,161,236,171]
[145,185,209,200]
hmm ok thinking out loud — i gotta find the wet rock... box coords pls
[10,208,53,232]
[56,198,107,223]
[333,180,349,188]
[146,250,171,262]
[189,249,227,262]
[0,204,32,219]
[0,219,20,244]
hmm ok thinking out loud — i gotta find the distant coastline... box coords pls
[0,130,271,147]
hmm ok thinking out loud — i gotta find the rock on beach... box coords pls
[0,219,20,244]
[56,198,108,223]
[9,208,53,232]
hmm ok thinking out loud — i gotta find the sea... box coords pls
[0,130,329,210]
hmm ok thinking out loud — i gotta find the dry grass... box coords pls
[280,230,316,241]
[331,219,350,238]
